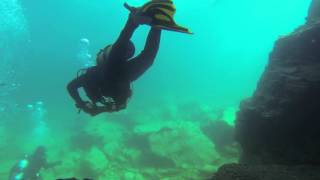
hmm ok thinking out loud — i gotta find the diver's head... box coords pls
[107,41,135,59]
[96,46,109,65]
[34,146,46,157]
[96,41,135,65]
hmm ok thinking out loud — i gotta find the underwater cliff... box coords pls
[212,0,320,179]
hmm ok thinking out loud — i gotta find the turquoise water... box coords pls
[0,0,311,179]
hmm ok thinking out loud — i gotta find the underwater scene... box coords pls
[0,0,312,179]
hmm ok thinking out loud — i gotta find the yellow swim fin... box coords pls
[140,0,193,34]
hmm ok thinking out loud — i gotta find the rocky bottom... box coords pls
[211,163,320,180]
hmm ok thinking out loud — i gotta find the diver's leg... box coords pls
[127,28,161,81]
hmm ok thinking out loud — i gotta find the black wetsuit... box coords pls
[67,16,161,114]
[9,155,46,180]
[8,147,60,180]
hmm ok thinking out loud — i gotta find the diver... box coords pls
[8,146,61,180]
[67,0,191,116]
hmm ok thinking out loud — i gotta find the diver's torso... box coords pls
[83,66,130,103]
[9,157,44,180]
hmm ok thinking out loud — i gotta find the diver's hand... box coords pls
[45,161,62,169]
[133,15,152,25]
[124,3,136,13]
[76,101,97,116]
[76,101,92,109]
[124,2,152,25]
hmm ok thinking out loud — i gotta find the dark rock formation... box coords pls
[211,1,320,179]
[212,164,320,180]
[308,0,320,23]
[238,18,320,165]
[236,1,320,165]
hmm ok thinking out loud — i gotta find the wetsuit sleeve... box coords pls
[90,103,121,115]
[138,28,161,60]
[109,16,139,59]
[127,28,161,81]
[67,75,86,106]
[115,98,127,111]
[44,161,62,169]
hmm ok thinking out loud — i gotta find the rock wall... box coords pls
[211,1,320,179]
[308,0,320,23]
[235,0,320,165]
[212,163,320,180]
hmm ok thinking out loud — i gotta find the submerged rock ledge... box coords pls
[236,20,320,165]
[211,0,320,179]
[212,164,320,180]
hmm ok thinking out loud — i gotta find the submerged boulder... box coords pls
[307,0,320,23]
[211,1,320,179]
[236,14,320,165]
[212,164,320,180]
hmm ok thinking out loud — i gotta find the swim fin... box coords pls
[140,0,193,34]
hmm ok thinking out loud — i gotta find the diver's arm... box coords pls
[67,76,86,106]
[44,161,62,169]
[90,97,123,114]
[136,28,161,60]
[116,103,127,111]
[85,103,117,116]
[89,100,127,116]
